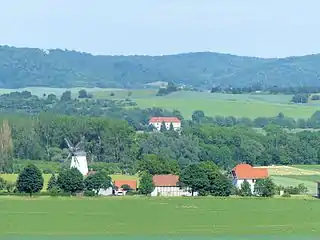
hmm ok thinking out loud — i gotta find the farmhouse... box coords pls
[232,164,268,194]
[151,174,196,197]
[149,117,181,131]
[113,180,137,196]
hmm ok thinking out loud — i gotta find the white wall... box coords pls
[151,186,198,197]
[150,122,181,131]
[234,178,256,194]
[98,187,113,196]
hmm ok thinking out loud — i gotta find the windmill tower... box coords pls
[64,136,88,176]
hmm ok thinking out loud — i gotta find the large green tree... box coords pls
[16,164,44,196]
[84,171,112,195]
[138,172,155,196]
[179,163,210,196]
[254,178,276,197]
[57,168,84,195]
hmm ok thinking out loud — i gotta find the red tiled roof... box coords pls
[153,174,179,187]
[232,164,268,179]
[149,117,181,123]
[114,180,137,190]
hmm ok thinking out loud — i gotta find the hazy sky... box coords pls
[0,0,319,58]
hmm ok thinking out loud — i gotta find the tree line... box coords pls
[0,162,280,198]
[1,112,320,175]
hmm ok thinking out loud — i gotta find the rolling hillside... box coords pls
[0,45,320,88]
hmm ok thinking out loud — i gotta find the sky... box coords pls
[0,0,319,58]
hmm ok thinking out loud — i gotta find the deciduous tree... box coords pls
[239,180,252,196]
[254,177,276,197]
[57,168,84,195]
[138,172,154,196]
[0,120,13,172]
[16,164,44,196]
[84,171,112,195]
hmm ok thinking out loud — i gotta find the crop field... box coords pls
[257,165,320,195]
[0,197,319,239]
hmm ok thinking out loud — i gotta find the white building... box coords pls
[149,117,181,131]
[231,164,268,194]
[151,174,198,197]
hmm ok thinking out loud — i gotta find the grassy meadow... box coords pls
[92,89,319,119]
[0,197,319,238]
[1,87,318,119]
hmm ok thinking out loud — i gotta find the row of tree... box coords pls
[1,112,320,174]
[191,110,320,129]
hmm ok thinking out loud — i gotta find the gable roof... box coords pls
[153,174,179,187]
[232,164,268,179]
[149,117,181,123]
[114,180,137,190]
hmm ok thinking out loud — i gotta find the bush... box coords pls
[84,190,95,197]
[282,192,291,198]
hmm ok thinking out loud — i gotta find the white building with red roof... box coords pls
[232,163,269,194]
[149,117,181,131]
[150,174,197,197]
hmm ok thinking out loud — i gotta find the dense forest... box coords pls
[1,45,320,89]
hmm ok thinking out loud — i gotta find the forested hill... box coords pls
[0,45,320,89]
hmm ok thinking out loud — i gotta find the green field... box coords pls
[0,87,318,119]
[261,165,320,195]
[0,197,319,239]
[0,174,139,191]
[92,89,318,119]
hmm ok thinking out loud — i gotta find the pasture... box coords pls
[92,89,318,119]
[0,197,319,238]
[0,86,318,119]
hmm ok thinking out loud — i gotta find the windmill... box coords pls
[64,136,88,176]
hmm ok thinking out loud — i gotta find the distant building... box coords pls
[149,117,181,131]
[232,164,268,194]
[113,180,137,195]
[151,174,197,197]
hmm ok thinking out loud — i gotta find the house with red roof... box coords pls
[149,117,181,131]
[113,180,137,196]
[150,174,197,197]
[231,163,269,194]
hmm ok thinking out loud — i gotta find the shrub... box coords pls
[84,190,95,197]
[282,192,291,198]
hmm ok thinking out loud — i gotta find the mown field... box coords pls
[0,197,319,238]
[260,165,320,195]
